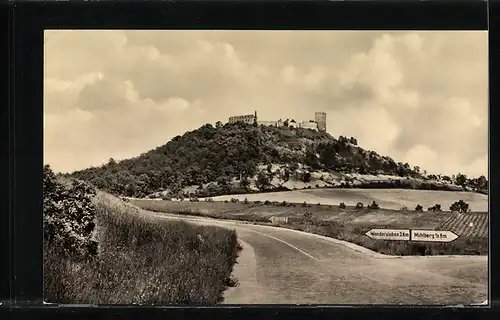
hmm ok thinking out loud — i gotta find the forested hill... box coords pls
[68,122,488,198]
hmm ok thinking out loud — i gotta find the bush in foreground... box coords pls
[43,165,98,260]
[44,168,242,305]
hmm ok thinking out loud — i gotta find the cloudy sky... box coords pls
[44,30,488,177]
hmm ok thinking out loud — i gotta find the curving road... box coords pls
[153,213,488,305]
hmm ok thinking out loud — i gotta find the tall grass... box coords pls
[44,191,242,305]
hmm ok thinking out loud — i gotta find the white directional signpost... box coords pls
[365,229,410,241]
[365,228,459,243]
[410,229,459,243]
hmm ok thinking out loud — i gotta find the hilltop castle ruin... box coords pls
[228,111,327,132]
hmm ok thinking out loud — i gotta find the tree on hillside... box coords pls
[413,166,421,177]
[476,175,488,190]
[301,171,312,183]
[256,171,272,192]
[282,168,291,182]
[305,145,320,169]
[215,121,223,128]
[239,176,251,190]
[217,175,231,194]
[455,173,467,187]
[267,164,273,174]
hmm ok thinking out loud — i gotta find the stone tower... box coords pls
[315,112,327,132]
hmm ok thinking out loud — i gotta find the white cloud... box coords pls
[44,30,487,177]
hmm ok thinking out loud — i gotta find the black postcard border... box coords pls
[5,0,496,318]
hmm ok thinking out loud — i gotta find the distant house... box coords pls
[269,216,289,225]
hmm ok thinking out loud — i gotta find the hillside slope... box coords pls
[69,122,488,199]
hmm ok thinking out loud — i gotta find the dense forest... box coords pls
[68,122,488,198]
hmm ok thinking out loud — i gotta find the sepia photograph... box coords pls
[43,30,488,305]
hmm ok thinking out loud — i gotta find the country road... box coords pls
[153,212,488,305]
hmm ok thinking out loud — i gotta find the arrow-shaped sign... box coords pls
[410,230,459,243]
[365,229,410,241]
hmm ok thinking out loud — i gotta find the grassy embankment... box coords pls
[44,190,242,305]
[131,198,488,256]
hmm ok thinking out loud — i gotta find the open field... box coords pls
[206,188,488,212]
[131,194,488,256]
[44,191,242,305]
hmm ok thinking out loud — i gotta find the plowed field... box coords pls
[438,213,488,238]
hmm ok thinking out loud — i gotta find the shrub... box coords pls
[355,202,364,210]
[189,197,199,202]
[281,201,288,206]
[415,204,423,211]
[264,200,271,205]
[302,201,308,207]
[400,206,408,211]
[450,200,469,213]
[315,184,320,188]
[224,200,229,203]
[304,211,313,221]
[369,201,380,210]
[230,198,240,204]
[243,198,249,204]
[256,171,272,191]
[254,200,262,205]
[43,165,98,260]
[339,202,347,209]
[427,204,442,212]
[301,172,312,183]
[162,196,172,201]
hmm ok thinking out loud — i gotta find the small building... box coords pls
[228,111,257,124]
[269,216,289,225]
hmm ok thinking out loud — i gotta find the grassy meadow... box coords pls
[44,189,242,305]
